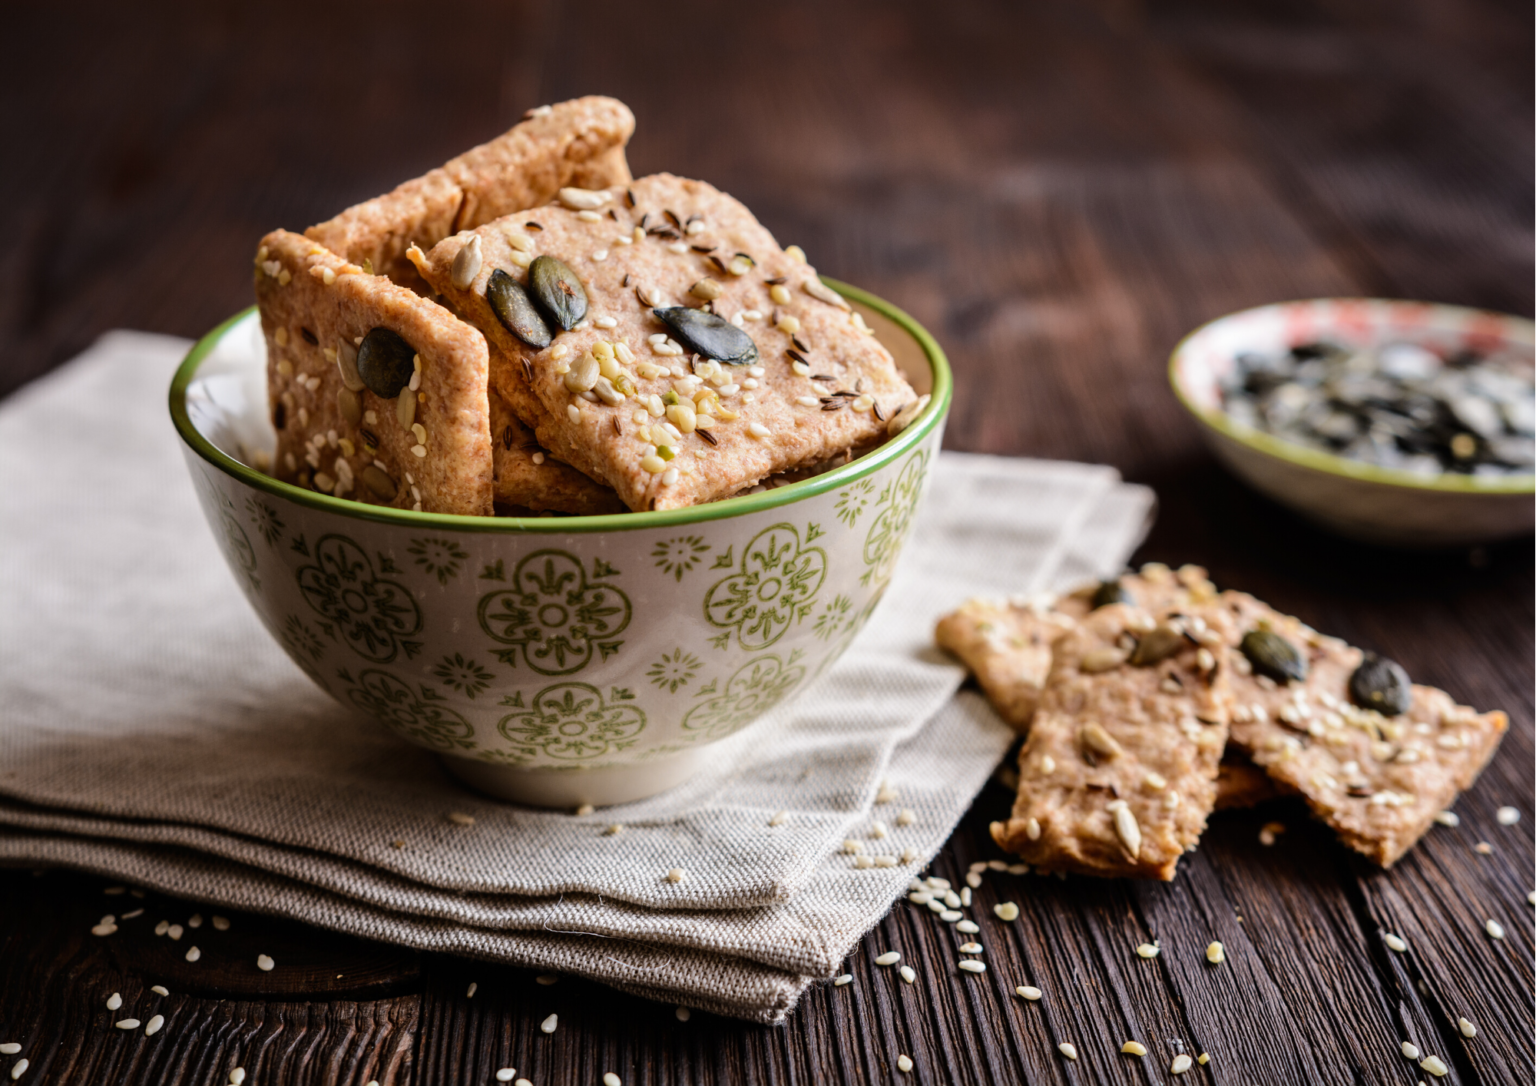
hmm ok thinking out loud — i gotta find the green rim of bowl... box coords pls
[169,277,953,532]
[1168,298,1536,496]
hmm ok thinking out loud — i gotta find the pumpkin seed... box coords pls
[486,270,552,349]
[356,328,416,399]
[652,307,759,365]
[1129,626,1184,666]
[1349,653,1411,716]
[450,234,483,290]
[1240,629,1307,684]
[361,465,397,501]
[1091,579,1132,609]
[529,255,587,330]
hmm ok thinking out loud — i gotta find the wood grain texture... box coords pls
[0,0,1530,1083]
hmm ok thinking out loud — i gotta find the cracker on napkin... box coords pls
[411,172,920,511]
[990,601,1230,880]
[307,96,635,294]
[1216,591,1507,866]
[255,229,493,515]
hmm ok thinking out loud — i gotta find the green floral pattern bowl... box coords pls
[170,281,951,806]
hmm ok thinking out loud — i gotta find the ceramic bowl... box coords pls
[1170,298,1534,547]
[170,281,951,806]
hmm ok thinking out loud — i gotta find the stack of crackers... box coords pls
[936,563,1507,879]
[253,96,922,516]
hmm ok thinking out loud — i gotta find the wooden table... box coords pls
[2,2,1531,1082]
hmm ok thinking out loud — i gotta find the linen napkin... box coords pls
[0,331,1154,1021]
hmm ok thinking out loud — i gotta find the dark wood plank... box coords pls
[0,0,1530,1083]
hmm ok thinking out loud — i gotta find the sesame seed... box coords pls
[144,1015,164,1037]
[1485,918,1505,939]
[603,823,624,836]
[230,1069,246,1085]
[9,1059,26,1079]
[496,1071,516,1083]
[994,902,1020,921]
[900,847,919,864]
[1197,1053,1209,1065]
[1121,1041,1147,1057]
[1434,810,1459,826]
[447,811,475,826]
[927,876,950,889]
[956,920,980,934]
[874,951,901,966]
[940,909,963,922]
[1017,985,1043,1001]
[748,422,771,440]
[154,920,169,936]
[535,974,559,986]
[541,1013,558,1034]
[909,892,932,905]
[926,899,946,914]
[1384,932,1408,952]
[105,992,123,1010]
[185,946,201,962]
[676,1006,691,1021]
[943,890,961,908]
[1171,1053,1193,1074]
[1401,1041,1420,1059]
[965,872,982,889]
[834,975,853,986]
[960,887,972,906]
[465,982,478,999]
[661,467,679,486]
[896,1054,913,1073]
[0,1047,20,1058]
[604,1074,622,1086]
[212,916,230,931]
[896,809,916,826]
[1136,942,1161,958]
[1474,841,1493,854]
[167,924,183,941]
[188,914,203,929]
[1419,1054,1448,1076]
[768,810,788,826]
[151,986,169,997]
[1458,1016,1476,1038]
[1058,1043,1078,1060]
[114,1019,140,1030]
[257,954,275,971]
[959,942,983,954]
[899,965,916,984]
[121,909,144,920]
[958,960,986,974]
[1528,890,1535,905]
[664,868,689,883]
[1205,941,1225,963]
[1497,806,1521,825]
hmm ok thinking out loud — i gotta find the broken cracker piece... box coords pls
[307,96,635,293]
[992,602,1230,880]
[256,229,493,515]
[1217,591,1507,866]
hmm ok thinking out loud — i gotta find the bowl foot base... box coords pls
[440,747,712,808]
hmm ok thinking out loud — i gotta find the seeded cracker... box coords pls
[412,173,919,511]
[1216,591,1507,866]
[489,388,625,515]
[307,97,635,294]
[255,229,493,515]
[934,598,1076,731]
[990,602,1231,880]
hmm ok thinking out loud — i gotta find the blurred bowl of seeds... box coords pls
[1170,298,1534,547]
[170,281,950,808]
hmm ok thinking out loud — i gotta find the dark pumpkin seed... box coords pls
[652,307,759,365]
[1129,626,1185,666]
[1349,653,1411,716]
[361,465,398,501]
[1091,579,1132,609]
[1240,629,1308,684]
[486,269,552,349]
[356,328,416,399]
[528,256,587,330]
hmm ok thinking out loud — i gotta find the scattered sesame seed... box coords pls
[10,1060,27,1080]
[447,811,475,826]
[1017,985,1042,1001]
[1528,891,1535,905]
[496,1071,516,1083]
[121,909,143,920]
[106,992,123,1010]
[1136,942,1161,958]
[899,965,916,984]
[940,909,963,922]
[959,942,983,954]
[256,954,275,972]
[144,1015,164,1037]
[604,1074,622,1086]
[151,986,169,997]
[1485,918,1505,939]
[994,902,1020,921]
[185,946,201,962]
[1419,1054,1448,1076]
[1196,1053,1209,1065]
[960,887,972,907]
[187,914,203,929]
[167,924,183,941]
[909,891,932,905]
[114,1019,140,1031]
[574,803,595,816]
[675,1005,691,1021]
[1458,1016,1476,1038]
[1058,1042,1078,1060]
[1434,810,1460,827]
[1384,932,1408,952]
[212,916,230,931]
[0,1047,18,1056]
[958,960,986,974]
[1401,1041,1420,1059]
[540,1013,558,1034]
[1474,841,1493,854]
[926,876,951,888]
[1205,941,1225,964]
[1121,1041,1147,1057]
[535,974,559,986]
[943,890,961,908]
[956,920,980,934]
[834,975,853,986]
[465,982,478,999]
[90,922,117,937]
[900,847,919,864]
[768,810,788,827]
[748,422,771,440]
[666,868,688,884]
[230,1069,246,1085]
[926,899,946,914]
[1497,806,1521,825]
[875,951,901,966]
[1170,1053,1193,1074]
[965,872,982,889]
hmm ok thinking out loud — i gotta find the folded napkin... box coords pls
[0,332,1154,1021]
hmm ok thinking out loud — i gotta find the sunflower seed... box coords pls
[450,234,483,289]
[1113,805,1142,858]
[803,277,851,310]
